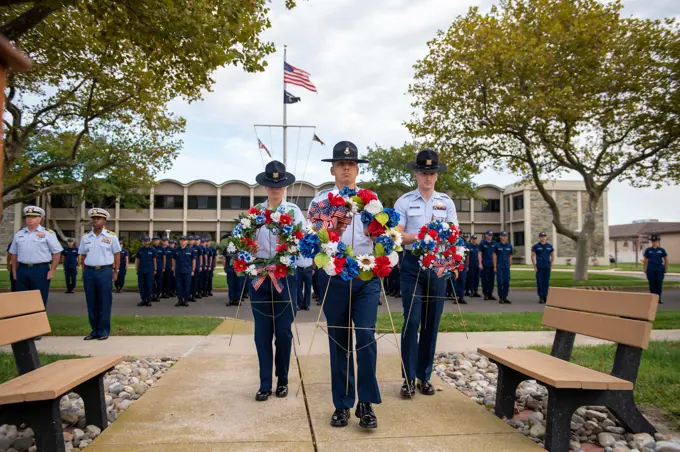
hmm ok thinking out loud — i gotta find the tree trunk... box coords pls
[573,197,599,281]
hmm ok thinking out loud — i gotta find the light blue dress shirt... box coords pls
[9,225,63,263]
[78,229,122,266]
[394,189,459,250]
[254,200,305,260]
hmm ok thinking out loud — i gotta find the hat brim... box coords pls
[23,213,43,217]
[90,214,108,219]
[321,157,369,164]
[405,161,448,172]
[255,171,296,188]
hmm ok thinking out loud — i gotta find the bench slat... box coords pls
[0,291,45,320]
[542,306,653,349]
[0,356,124,404]
[0,312,52,347]
[547,288,658,321]
[478,348,633,390]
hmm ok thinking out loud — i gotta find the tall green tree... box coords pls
[407,0,680,280]
[360,142,477,206]
[1,0,296,217]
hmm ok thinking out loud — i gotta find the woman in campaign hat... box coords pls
[250,160,305,401]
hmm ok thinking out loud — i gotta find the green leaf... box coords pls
[345,245,354,258]
[314,253,330,269]
[351,195,365,210]
[375,212,389,226]
[375,243,386,256]
[359,270,374,281]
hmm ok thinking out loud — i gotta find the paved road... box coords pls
[44,288,680,323]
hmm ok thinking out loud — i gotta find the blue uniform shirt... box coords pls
[468,243,480,265]
[174,245,197,274]
[62,246,79,269]
[256,200,305,259]
[494,242,513,269]
[77,229,121,266]
[136,246,157,273]
[153,243,165,268]
[163,246,174,270]
[478,239,496,266]
[394,189,459,251]
[120,249,129,269]
[644,246,667,272]
[531,242,554,269]
[210,246,217,269]
[9,225,63,263]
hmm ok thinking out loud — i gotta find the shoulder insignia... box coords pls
[46,228,55,234]
[107,230,116,235]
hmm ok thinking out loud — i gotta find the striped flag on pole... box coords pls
[258,138,271,158]
[284,62,317,93]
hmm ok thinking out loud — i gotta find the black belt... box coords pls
[85,264,113,270]
[298,266,313,270]
[18,262,50,267]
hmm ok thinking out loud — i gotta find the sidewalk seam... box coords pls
[293,342,318,452]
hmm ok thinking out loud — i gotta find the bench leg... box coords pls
[604,391,656,435]
[494,364,525,419]
[76,374,109,431]
[544,388,580,452]
[29,399,66,452]
[11,339,40,374]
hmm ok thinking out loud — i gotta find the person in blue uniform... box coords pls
[173,235,196,307]
[135,236,157,306]
[6,243,16,292]
[452,235,468,304]
[312,142,381,429]
[206,238,216,297]
[466,235,481,297]
[478,231,497,300]
[388,251,402,297]
[9,206,63,309]
[160,237,173,298]
[493,232,513,304]
[312,266,321,305]
[62,238,79,293]
[395,149,459,400]
[531,232,554,304]
[643,235,668,304]
[223,246,237,306]
[168,240,177,297]
[250,160,303,402]
[297,251,313,311]
[115,246,129,293]
[201,238,211,297]
[78,208,121,340]
[151,235,164,301]
[191,236,203,301]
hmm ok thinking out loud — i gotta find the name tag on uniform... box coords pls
[408,206,422,216]
[433,209,446,218]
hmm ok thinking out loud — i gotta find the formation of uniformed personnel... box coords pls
[250,160,303,402]
[78,208,121,340]
[151,235,165,301]
[451,233,468,304]
[313,141,380,428]
[478,231,497,300]
[115,246,129,293]
[297,247,313,311]
[395,149,459,400]
[223,246,245,306]
[161,237,173,298]
[643,235,668,304]
[494,231,513,304]
[172,235,196,307]
[466,235,481,297]
[9,206,63,309]
[135,236,157,306]
[62,237,79,293]
[531,232,554,304]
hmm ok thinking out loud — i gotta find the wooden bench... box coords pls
[478,287,659,452]
[0,291,123,452]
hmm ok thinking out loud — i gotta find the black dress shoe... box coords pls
[316,301,322,306]
[255,390,272,401]
[504,298,512,304]
[472,292,481,298]
[84,334,98,340]
[275,385,288,398]
[483,295,489,300]
[488,295,497,301]
[458,298,467,304]
[189,297,196,302]
[355,402,377,428]
[137,301,147,306]
[175,301,182,307]
[304,306,310,311]
[417,380,436,395]
[196,295,202,299]
[659,298,664,304]
[98,334,109,341]
[498,298,504,304]
[400,379,415,398]
[330,408,350,427]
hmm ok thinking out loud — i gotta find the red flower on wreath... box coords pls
[443,249,452,258]
[279,213,292,225]
[447,234,457,244]
[274,264,288,279]
[328,193,346,207]
[373,256,392,277]
[427,229,439,241]
[276,243,288,253]
[233,259,248,273]
[293,230,304,240]
[328,230,340,242]
[264,209,273,224]
[368,220,386,237]
[357,189,377,205]
[454,254,462,263]
[248,206,260,215]
[422,254,436,268]
[333,257,347,274]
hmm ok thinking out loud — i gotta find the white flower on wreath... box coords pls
[356,254,375,271]
[386,228,403,246]
[388,251,399,267]
[240,218,251,228]
[271,211,282,223]
[441,222,450,231]
[347,198,360,215]
[280,256,291,266]
[246,265,259,276]
[364,199,383,215]
[304,221,315,233]
[323,259,338,276]
[321,241,338,256]
[226,242,237,254]
[287,245,298,254]
[423,234,434,244]
[456,246,467,257]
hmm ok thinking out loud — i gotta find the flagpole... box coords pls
[283,45,288,169]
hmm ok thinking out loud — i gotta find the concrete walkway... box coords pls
[84,318,546,451]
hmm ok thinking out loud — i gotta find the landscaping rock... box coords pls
[656,441,680,452]
[10,437,34,452]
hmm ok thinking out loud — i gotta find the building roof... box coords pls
[609,222,680,238]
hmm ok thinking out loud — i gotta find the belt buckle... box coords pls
[28,264,34,268]
[95,266,101,270]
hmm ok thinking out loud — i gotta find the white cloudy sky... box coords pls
[162,0,680,226]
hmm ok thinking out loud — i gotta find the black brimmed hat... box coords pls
[406,149,447,173]
[321,141,368,163]
[255,160,296,188]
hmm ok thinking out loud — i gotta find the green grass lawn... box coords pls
[46,315,224,336]
[0,352,84,384]
[610,263,680,273]
[376,310,680,333]
[530,341,680,430]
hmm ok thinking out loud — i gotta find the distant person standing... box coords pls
[115,246,130,293]
[62,238,79,293]
[135,236,157,307]
[466,235,481,298]
[643,235,668,304]
[493,232,513,304]
[478,231,497,300]
[531,232,554,304]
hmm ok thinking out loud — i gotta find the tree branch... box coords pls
[70,78,98,160]
[0,1,67,41]
[2,159,77,195]
[4,181,86,208]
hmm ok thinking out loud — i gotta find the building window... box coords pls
[506,197,510,213]
[51,194,75,208]
[513,195,524,211]
[221,196,251,210]
[154,195,184,209]
[453,199,471,212]
[513,231,525,246]
[188,196,217,209]
[254,196,267,206]
[474,199,500,212]
[292,196,315,211]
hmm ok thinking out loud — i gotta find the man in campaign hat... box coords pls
[643,234,668,304]
[531,232,554,304]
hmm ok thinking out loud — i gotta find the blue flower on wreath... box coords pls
[282,224,293,235]
[299,234,321,258]
[233,224,243,237]
[455,237,465,247]
[255,215,266,225]
[238,251,253,263]
[383,208,400,228]
[337,241,347,256]
[360,210,374,227]
[439,229,452,241]
[289,255,298,268]
[376,235,395,255]
[339,186,357,197]
[340,257,360,281]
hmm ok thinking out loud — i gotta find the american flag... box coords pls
[284,62,317,93]
[258,138,271,158]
